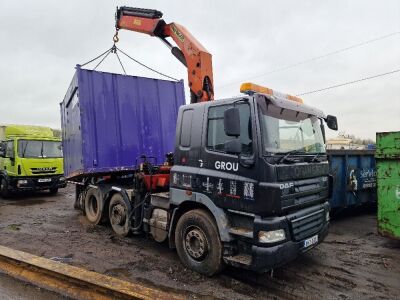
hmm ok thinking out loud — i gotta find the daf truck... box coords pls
[62,7,338,276]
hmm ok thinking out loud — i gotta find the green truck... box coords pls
[0,125,66,197]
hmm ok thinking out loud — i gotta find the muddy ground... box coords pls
[0,273,70,300]
[0,185,399,299]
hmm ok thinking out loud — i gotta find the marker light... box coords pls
[240,82,303,103]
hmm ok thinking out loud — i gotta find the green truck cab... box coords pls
[0,125,66,197]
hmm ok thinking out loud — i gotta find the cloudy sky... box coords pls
[0,0,399,140]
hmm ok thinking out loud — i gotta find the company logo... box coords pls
[215,161,238,172]
[279,182,294,190]
[171,25,185,42]
[36,167,53,171]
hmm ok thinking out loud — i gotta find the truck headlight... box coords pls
[17,179,28,185]
[59,176,66,181]
[326,211,330,222]
[258,229,286,243]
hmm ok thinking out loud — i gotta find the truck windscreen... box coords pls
[258,102,325,154]
[18,140,63,158]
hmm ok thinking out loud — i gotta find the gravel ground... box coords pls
[0,185,399,299]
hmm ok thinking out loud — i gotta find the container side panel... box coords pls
[376,131,400,240]
[328,150,377,209]
[376,132,400,159]
[377,160,400,239]
[72,68,185,176]
[60,72,84,178]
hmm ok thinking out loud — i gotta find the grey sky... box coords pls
[0,0,399,140]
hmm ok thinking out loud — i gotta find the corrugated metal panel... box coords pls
[376,132,400,240]
[60,66,185,179]
[327,149,377,209]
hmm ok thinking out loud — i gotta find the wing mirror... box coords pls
[224,139,241,155]
[224,107,241,137]
[326,115,338,131]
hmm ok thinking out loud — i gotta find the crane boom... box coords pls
[115,7,214,103]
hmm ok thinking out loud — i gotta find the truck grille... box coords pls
[290,209,324,241]
[31,167,57,174]
[281,177,328,210]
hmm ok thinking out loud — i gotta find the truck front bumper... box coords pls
[225,202,330,272]
[250,222,329,272]
[8,175,67,192]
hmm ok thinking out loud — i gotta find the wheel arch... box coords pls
[168,190,233,248]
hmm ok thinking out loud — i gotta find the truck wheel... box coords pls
[109,193,131,237]
[175,209,223,276]
[49,188,58,195]
[84,188,103,225]
[0,178,10,198]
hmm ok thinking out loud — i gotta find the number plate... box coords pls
[38,178,52,183]
[303,235,318,248]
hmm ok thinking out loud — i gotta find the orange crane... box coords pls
[115,7,214,103]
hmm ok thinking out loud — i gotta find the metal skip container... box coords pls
[376,131,400,240]
[60,66,185,179]
[327,149,377,210]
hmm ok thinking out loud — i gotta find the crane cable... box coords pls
[79,45,179,81]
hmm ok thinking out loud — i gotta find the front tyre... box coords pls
[175,209,223,276]
[0,178,10,198]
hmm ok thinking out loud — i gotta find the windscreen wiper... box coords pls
[277,149,304,163]
[310,153,321,162]
[310,152,326,162]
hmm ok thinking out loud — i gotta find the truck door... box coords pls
[198,101,258,212]
[3,140,17,176]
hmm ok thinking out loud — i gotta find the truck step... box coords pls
[228,227,254,239]
[224,254,252,267]
[150,192,170,209]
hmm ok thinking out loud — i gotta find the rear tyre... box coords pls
[109,193,131,237]
[175,209,223,276]
[84,188,103,225]
[49,188,58,195]
[0,178,10,199]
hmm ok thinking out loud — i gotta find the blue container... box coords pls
[327,149,377,209]
[60,66,185,179]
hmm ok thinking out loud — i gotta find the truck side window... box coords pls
[180,109,193,147]
[6,141,14,158]
[207,103,252,154]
